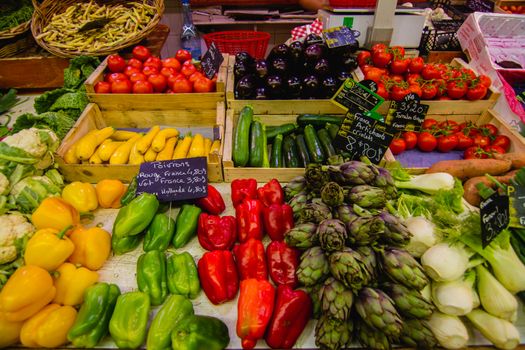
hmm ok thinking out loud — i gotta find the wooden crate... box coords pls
[56,102,226,183]
[84,54,229,111]
[227,56,500,117]
[493,1,525,13]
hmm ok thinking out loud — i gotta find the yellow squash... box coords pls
[88,151,102,164]
[24,227,75,272]
[151,128,180,152]
[110,135,141,165]
[156,137,178,161]
[136,125,160,154]
[31,197,80,231]
[75,127,114,161]
[210,139,221,154]
[53,263,99,306]
[96,179,126,209]
[204,137,212,157]
[173,135,192,159]
[0,312,23,348]
[129,141,145,165]
[63,144,78,164]
[188,133,205,158]
[68,226,111,270]
[97,140,123,161]
[144,147,158,162]
[111,130,139,141]
[62,181,98,212]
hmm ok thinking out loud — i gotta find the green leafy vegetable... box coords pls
[63,56,100,89]
[0,0,32,32]
[34,88,73,114]
[12,111,76,139]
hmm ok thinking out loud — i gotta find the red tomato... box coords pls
[439,120,460,134]
[492,134,511,152]
[181,63,197,78]
[142,66,158,77]
[172,77,193,93]
[481,123,498,137]
[167,73,185,88]
[406,73,422,86]
[437,134,459,153]
[123,66,141,77]
[421,64,441,80]
[364,68,384,83]
[357,51,371,67]
[433,79,446,97]
[389,138,406,155]
[466,84,488,100]
[461,68,477,81]
[132,45,151,62]
[129,72,148,84]
[408,84,422,98]
[94,81,111,93]
[408,57,424,74]
[422,118,438,130]
[390,46,405,58]
[402,131,418,150]
[446,81,468,99]
[376,83,389,100]
[464,146,487,159]
[390,85,410,102]
[132,80,154,94]
[147,74,168,93]
[188,71,203,83]
[162,57,181,71]
[106,73,128,83]
[193,77,215,93]
[371,43,387,54]
[390,75,405,83]
[390,58,410,75]
[111,79,132,93]
[127,58,143,70]
[175,49,192,63]
[107,54,126,73]
[454,132,474,150]
[361,64,373,75]
[473,134,491,148]
[479,75,492,88]
[160,67,177,78]
[484,144,506,155]
[143,56,162,71]
[421,84,437,100]
[372,51,392,68]
[417,132,437,152]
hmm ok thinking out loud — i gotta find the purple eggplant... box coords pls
[235,51,254,65]
[302,74,320,99]
[314,58,330,77]
[305,44,324,65]
[235,75,256,99]
[255,86,269,100]
[321,76,339,98]
[289,41,304,60]
[234,61,251,80]
[255,59,269,79]
[336,70,352,83]
[305,33,323,46]
[266,75,285,99]
[286,75,302,99]
[270,44,290,60]
[270,57,288,76]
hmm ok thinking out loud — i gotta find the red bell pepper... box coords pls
[263,203,294,241]
[266,241,300,287]
[265,285,312,349]
[257,179,284,207]
[195,184,226,215]
[198,250,239,305]
[233,238,268,281]
[197,213,237,251]
[231,178,257,207]
[236,199,263,242]
[237,279,275,350]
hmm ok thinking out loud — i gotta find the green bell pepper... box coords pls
[167,252,201,299]
[113,192,159,238]
[143,212,176,252]
[109,291,150,349]
[120,177,137,206]
[67,283,120,348]
[172,204,202,248]
[171,315,230,350]
[146,294,194,350]
[136,250,168,306]
[112,233,142,256]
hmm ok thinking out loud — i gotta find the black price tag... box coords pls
[323,26,360,49]
[201,42,224,79]
[359,80,378,93]
[508,185,525,228]
[333,112,396,164]
[480,192,510,247]
[386,93,429,131]
[137,157,208,202]
[331,78,384,115]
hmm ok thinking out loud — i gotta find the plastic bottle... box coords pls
[180,0,201,59]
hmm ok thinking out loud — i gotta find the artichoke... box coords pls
[289,191,309,217]
[297,246,330,286]
[284,175,307,201]
[319,277,354,320]
[399,319,438,349]
[378,211,412,247]
[315,314,352,350]
[356,246,378,281]
[318,219,347,252]
[327,154,345,166]
[297,199,332,225]
[373,166,398,199]
[305,163,331,193]
[329,161,378,185]
[329,248,373,291]
[382,282,434,319]
[347,215,385,246]
[303,283,322,319]
[334,205,359,224]
[320,181,345,207]
[348,185,386,209]
[355,287,403,338]
[381,248,429,290]
[284,223,318,249]
[356,322,392,350]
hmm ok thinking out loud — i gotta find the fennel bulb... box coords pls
[426,312,469,349]
[466,309,520,350]
[432,279,475,316]
[404,216,437,257]
[477,265,518,322]
[421,242,470,282]
[395,173,455,194]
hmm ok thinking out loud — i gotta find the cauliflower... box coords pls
[10,175,61,213]
[0,173,8,195]
[3,127,59,159]
[0,212,34,264]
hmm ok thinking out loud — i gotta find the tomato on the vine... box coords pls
[437,134,459,153]
[376,83,389,100]
[483,144,506,155]
[408,57,424,74]
[390,85,410,101]
[491,134,511,152]
[478,75,492,88]
[372,51,392,68]
[480,123,498,137]
[421,84,437,100]
[390,58,410,75]
[402,131,418,150]
[406,73,421,86]
[357,51,372,67]
[390,46,405,58]
[364,67,384,83]
[461,68,477,81]
[417,132,437,152]
[421,64,441,80]
[371,43,387,54]
[408,84,422,97]
[422,118,438,130]
[454,132,474,150]
[472,134,491,148]
[389,138,406,155]
[439,120,460,134]
[446,81,468,99]
[466,84,487,100]
[464,146,487,159]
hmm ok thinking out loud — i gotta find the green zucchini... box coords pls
[262,124,270,168]
[266,123,297,139]
[295,134,310,167]
[249,120,264,167]
[304,125,325,164]
[318,128,336,158]
[297,114,343,128]
[233,106,253,167]
[325,123,340,140]
[282,135,299,168]
[270,134,283,168]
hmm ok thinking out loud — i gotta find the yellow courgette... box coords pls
[74,130,99,161]
[63,144,78,164]
[111,130,139,141]
[144,147,158,162]
[89,151,102,164]
[151,128,180,152]
[210,139,221,154]
[173,135,192,159]
[97,141,123,162]
[156,137,178,161]
[109,135,141,165]
[136,126,160,154]
[129,142,145,165]
[188,133,205,158]
[204,138,212,157]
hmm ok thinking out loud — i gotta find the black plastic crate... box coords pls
[419,19,463,55]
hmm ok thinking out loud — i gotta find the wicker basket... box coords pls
[31,0,164,58]
[0,21,32,40]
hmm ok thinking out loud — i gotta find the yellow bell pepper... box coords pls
[31,197,80,231]
[0,312,23,347]
[95,179,126,209]
[53,262,99,306]
[68,226,111,270]
[62,182,98,213]
[0,265,56,322]
[24,227,75,272]
[20,303,77,348]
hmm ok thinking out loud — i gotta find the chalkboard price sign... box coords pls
[331,78,384,115]
[386,93,429,131]
[333,112,396,164]
[480,192,510,247]
[137,157,208,202]
[323,26,360,49]
[201,42,224,79]
[508,185,525,229]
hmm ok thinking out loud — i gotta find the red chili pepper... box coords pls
[263,203,294,241]
[265,285,312,349]
[233,238,268,281]
[198,250,239,305]
[231,178,257,207]
[197,213,236,251]
[257,179,284,207]
[237,279,275,350]
[194,184,226,215]
[236,199,263,242]
[266,241,300,287]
